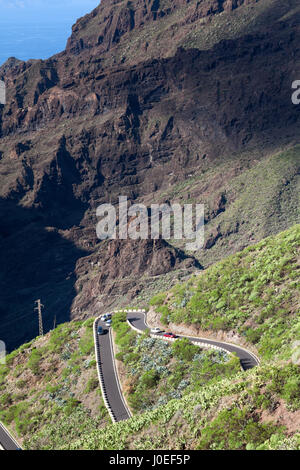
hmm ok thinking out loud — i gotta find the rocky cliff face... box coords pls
[66,0,261,57]
[0,0,299,350]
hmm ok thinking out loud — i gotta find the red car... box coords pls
[163,332,177,339]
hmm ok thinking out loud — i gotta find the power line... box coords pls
[0,304,59,332]
[0,311,34,331]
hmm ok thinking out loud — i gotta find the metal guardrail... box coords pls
[126,311,235,357]
[93,318,117,423]
[93,314,132,423]
[94,308,259,424]
[0,421,22,450]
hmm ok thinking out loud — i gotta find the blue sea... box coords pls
[0,1,99,66]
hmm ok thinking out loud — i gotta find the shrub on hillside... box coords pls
[172,338,198,362]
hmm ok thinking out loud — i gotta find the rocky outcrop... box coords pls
[72,237,200,317]
[0,0,300,350]
[65,0,261,58]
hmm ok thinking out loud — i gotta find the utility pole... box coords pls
[35,300,44,336]
[53,315,56,331]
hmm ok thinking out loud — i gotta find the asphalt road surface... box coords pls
[94,319,131,422]
[127,311,259,370]
[95,309,259,427]
[0,309,259,448]
[0,422,20,450]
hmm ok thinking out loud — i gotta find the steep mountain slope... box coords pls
[0,0,299,350]
[62,362,300,450]
[0,318,110,449]
[66,0,298,66]
[150,223,300,362]
[1,225,298,450]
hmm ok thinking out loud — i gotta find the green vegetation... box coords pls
[28,348,43,375]
[151,224,300,361]
[1,225,298,450]
[172,338,199,362]
[61,362,300,450]
[84,377,99,394]
[113,313,240,413]
[126,147,300,310]
[0,320,109,449]
[163,146,300,269]
[197,407,280,450]
[149,293,167,306]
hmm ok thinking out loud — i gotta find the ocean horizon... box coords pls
[0,1,99,66]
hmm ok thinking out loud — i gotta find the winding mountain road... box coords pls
[94,309,260,423]
[127,311,259,371]
[0,311,260,447]
[94,317,131,423]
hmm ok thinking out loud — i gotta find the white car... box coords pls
[105,320,112,327]
[101,314,111,322]
[151,327,162,334]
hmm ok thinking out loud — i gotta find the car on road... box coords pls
[97,325,104,335]
[105,320,112,327]
[151,327,163,334]
[163,332,177,339]
[101,314,112,322]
